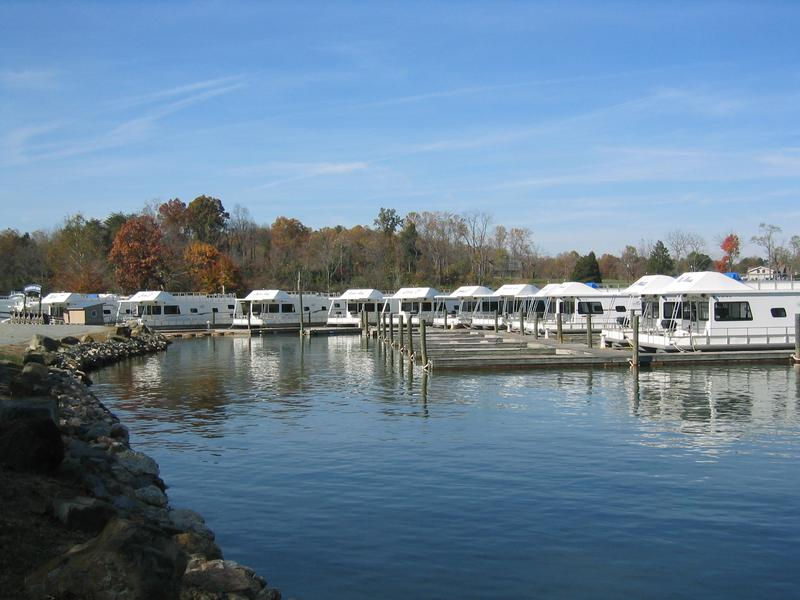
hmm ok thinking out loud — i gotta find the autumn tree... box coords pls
[108,215,167,292]
[619,245,646,280]
[48,214,113,292]
[718,233,740,272]
[183,241,240,292]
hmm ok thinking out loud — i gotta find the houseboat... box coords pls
[41,292,126,325]
[472,284,540,329]
[327,289,384,326]
[432,286,492,328]
[233,290,329,328]
[122,291,237,329]
[1,284,42,319]
[603,271,800,351]
[381,287,440,326]
[526,281,618,336]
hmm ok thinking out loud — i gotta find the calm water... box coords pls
[92,336,800,599]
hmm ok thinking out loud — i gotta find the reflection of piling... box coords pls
[586,313,593,348]
[556,312,563,343]
[631,314,640,370]
[420,318,428,367]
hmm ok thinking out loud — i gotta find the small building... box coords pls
[744,266,775,281]
[64,303,105,325]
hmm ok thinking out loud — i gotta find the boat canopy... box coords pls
[242,290,292,302]
[620,275,675,296]
[126,291,177,303]
[492,284,540,297]
[391,287,440,299]
[539,282,610,298]
[450,285,493,297]
[659,271,752,295]
[334,288,384,301]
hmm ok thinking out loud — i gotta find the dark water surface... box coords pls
[92,336,800,599]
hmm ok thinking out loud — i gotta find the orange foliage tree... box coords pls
[108,216,167,292]
[183,241,239,293]
[718,234,740,272]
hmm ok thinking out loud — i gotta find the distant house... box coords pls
[743,266,785,281]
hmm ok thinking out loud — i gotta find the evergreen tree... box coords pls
[647,240,674,274]
[571,251,602,283]
[685,251,712,271]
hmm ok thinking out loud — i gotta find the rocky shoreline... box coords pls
[0,325,280,600]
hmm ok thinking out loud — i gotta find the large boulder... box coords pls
[29,334,60,352]
[181,559,278,600]
[61,335,81,345]
[0,395,59,422]
[26,518,187,600]
[53,496,116,534]
[0,416,64,472]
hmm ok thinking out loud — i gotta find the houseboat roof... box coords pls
[242,290,292,302]
[660,271,752,295]
[127,291,176,303]
[335,288,384,300]
[391,287,440,299]
[42,292,83,304]
[539,282,610,297]
[492,283,540,297]
[533,283,561,297]
[621,275,676,296]
[449,285,494,297]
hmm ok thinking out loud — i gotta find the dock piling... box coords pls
[444,310,448,330]
[631,314,640,369]
[420,318,428,367]
[794,314,800,363]
[586,313,593,348]
[494,310,499,332]
[389,313,395,346]
[519,306,525,336]
[407,317,414,359]
[557,312,563,343]
[398,314,404,351]
[533,313,538,339]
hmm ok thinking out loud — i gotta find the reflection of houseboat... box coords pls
[472,284,539,329]
[603,271,800,351]
[381,287,440,326]
[122,291,237,329]
[233,290,329,328]
[41,292,126,324]
[432,286,492,328]
[526,282,618,336]
[327,289,384,326]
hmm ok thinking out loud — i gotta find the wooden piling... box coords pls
[298,288,305,337]
[586,313,593,348]
[420,318,428,366]
[398,314,404,350]
[556,312,563,343]
[631,314,640,369]
[533,313,538,339]
[494,310,499,332]
[389,313,395,345]
[794,314,800,362]
[444,310,448,330]
[407,316,414,358]
[519,306,525,336]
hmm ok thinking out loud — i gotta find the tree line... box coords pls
[1,196,798,294]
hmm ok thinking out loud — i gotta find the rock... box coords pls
[80,333,95,343]
[53,496,116,533]
[181,559,268,599]
[117,448,160,477]
[19,360,50,384]
[61,335,81,345]
[0,416,64,472]
[110,422,130,442]
[22,350,46,365]
[135,484,169,507]
[115,325,132,338]
[0,395,59,422]
[29,333,61,352]
[174,532,223,560]
[170,508,215,539]
[26,517,187,600]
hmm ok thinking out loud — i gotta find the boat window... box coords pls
[615,305,626,312]
[421,302,432,312]
[164,305,180,315]
[365,303,377,312]
[560,301,575,314]
[348,303,359,312]
[252,304,262,315]
[578,301,604,315]
[190,308,198,314]
[228,304,234,310]
[770,307,787,318]
[281,304,295,313]
[212,308,219,313]
[304,306,309,311]
[401,302,414,312]
[644,301,659,318]
[663,302,682,319]
[714,301,753,321]
[268,304,280,313]
[103,309,111,315]
[151,305,162,315]
[334,302,341,308]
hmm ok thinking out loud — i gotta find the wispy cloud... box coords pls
[0,69,58,90]
[238,161,370,189]
[110,75,246,110]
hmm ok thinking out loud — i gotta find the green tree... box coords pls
[398,219,421,277]
[186,195,229,245]
[373,207,403,235]
[647,240,674,274]
[571,251,602,283]
[685,251,712,271]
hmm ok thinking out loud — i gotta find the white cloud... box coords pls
[0,69,58,90]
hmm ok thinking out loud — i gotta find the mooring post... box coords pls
[443,309,448,330]
[519,306,525,336]
[361,309,366,337]
[533,313,539,340]
[407,316,414,358]
[631,314,640,369]
[420,318,428,367]
[398,314,404,351]
[794,313,800,362]
[298,288,305,337]
[557,312,563,343]
[586,312,593,348]
[389,312,395,345]
[494,309,499,332]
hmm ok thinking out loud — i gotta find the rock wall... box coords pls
[0,326,281,600]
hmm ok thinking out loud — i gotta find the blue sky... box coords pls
[2,1,800,256]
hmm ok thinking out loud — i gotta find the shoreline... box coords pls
[0,324,280,600]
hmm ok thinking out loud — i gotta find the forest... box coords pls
[1,195,798,294]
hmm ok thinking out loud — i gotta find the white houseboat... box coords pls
[327,289,384,326]
[604,271,800,352]
[472,284,540,329]
[526,282,618,336]
[41,292,126,325]
[1,284,42,319]
[233,290,329,328]
[122,291,237,329]
[432,285,492,328]
[381,287,440,326]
